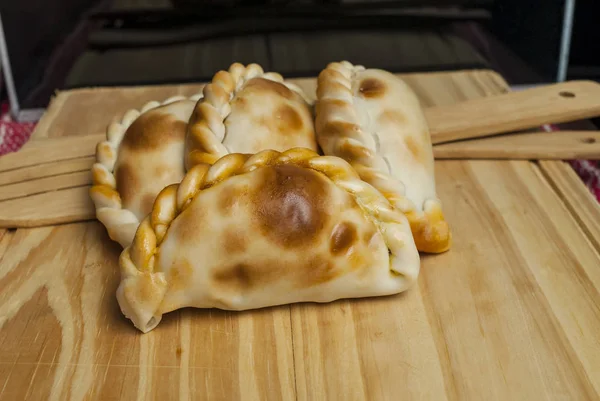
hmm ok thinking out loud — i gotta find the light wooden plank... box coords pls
[0,171,91,202]
[467,160,600,396]
[538,160,600,253]
[0,230,12,264]
[433,131,600,159]
[0,135,102,173]
[0,156,94,186]
[427,80,600,144]
[292,292,447,400]
[0,223,296,400]
[0,187,95,228]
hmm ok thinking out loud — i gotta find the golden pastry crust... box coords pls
[90,94,202,248]
[315,61,451,253]
[118,147,420,333]
[185,62,317,169]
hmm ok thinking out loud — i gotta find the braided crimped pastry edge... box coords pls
[185,62,312,169]
[89,93,203,248]
[315,60,451,253]
[119,147,420,332]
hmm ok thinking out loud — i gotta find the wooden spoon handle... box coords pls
[433,131,600,160]
[425,80,600,144]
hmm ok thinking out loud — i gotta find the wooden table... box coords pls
[1,70,600,400]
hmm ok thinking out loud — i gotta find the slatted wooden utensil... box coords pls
[2,80,600,229]
[2,130,599,192]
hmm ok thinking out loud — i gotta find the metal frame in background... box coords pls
[0,13,45,123]
[557,0,576,82]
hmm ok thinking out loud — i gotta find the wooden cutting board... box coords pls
[1,70,600,400]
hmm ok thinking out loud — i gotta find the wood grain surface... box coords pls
[433,130,600,159]
[0,135,101,172]
[0,187,95,228]
[1,70,600,400]
[539,160,600,253]
[0,156,94,187]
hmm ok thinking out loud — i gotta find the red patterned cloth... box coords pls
[570,160,600,202]
[0,103,35,156]
[542,124,600,203]
[0,101,598,202]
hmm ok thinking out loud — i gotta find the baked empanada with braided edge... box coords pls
[90,94,201,248]
[117,148,420,333]
[315,61,451,253]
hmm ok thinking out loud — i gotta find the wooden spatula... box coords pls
[2,80,600,228]
[427,80,600,144]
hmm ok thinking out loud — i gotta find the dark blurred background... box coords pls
[1,0,597,111]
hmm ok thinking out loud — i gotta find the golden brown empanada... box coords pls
[117,148,420,333]
[315,61,451,253]
[90,94,201,248]
[185,63,318,168]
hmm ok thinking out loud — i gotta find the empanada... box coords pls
[117,148,420,333]
[185,63,318,168]
[315,61,451,253]
[91,95,201,248]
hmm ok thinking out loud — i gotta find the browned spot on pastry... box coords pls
[404,136,424,164]
[318,120,360,139]
[337,140,372,162]
[231,95,248,111]
[379,110,407,126]
[174,201,207,241]
[346,246,369,274]
[330,222,357,255]
[115,163,139,207]
[243,78,295,100]
[252,165,329,248]
[359,78,387,98]
[302,254,338,285]
[121,110,186,151]
[168,260,194,291]
[213,263,253,293]
[223,229,248,254]
[141,193,157,216]
[90,185,120,203]
[276,104,303,133]
[320,98,348,108]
